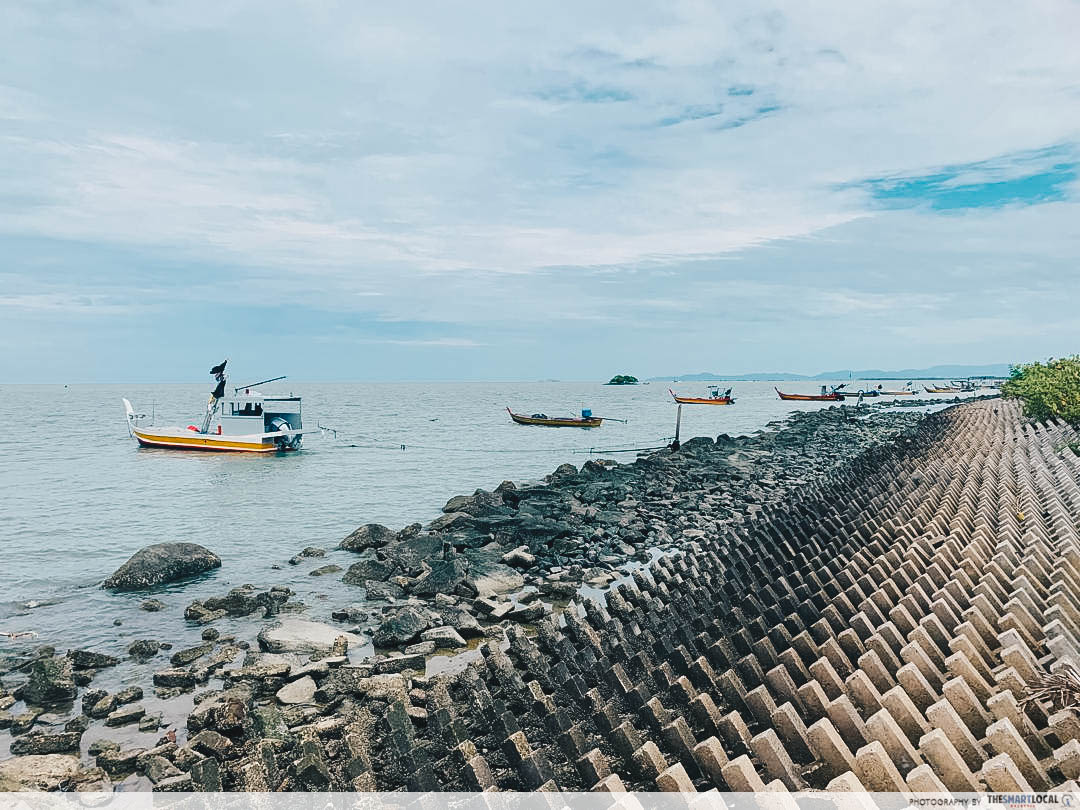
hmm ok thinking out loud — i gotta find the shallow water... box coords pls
[0,379,975,657]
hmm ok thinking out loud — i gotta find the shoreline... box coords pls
[1,396,1038,792]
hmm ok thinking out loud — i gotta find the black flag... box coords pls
[212,379,226,399]
[210,360,227,377]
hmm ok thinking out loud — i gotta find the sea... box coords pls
[0,380,967,659]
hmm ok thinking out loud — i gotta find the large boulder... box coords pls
[102,543,220,590]
[372,607,430,648]
[256,619,363,655]
[408,559,467,597]
[0,754,83,791]
[341,557,399,585]
[339,524,395,553]
[23,656,77,706]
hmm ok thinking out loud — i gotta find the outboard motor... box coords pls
[268,416,302,450]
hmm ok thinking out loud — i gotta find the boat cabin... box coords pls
[218,389,302,438]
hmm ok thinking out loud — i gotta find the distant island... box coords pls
[652,363,1011,382]
[606,374,639,385]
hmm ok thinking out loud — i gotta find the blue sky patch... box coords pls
[854,145,1077,210]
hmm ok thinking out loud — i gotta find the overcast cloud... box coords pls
[2,0,1078,381]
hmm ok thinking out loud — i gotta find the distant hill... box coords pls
[650,363,1012,382]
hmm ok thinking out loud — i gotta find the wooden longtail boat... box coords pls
[878,389,915,396]
[507,408,602,428]
[775,387,842,402]
[924,385,962,394]
[668,386,735,405]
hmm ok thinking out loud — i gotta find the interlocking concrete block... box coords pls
[979,753,1033,792]
[807,718,856,782]
[925,699,986,772]
[865,708,922,774]
[985,717,1050,790]
[770,702,814,763]
[897,664,936,713]
[918,728,980,792]
[721,754,767,792]
[692,736,729,789]
[1053,739,1080,781]
[854,740,907,792]
[941,676,992,739]
[905,763,949,793]
[750,728,803,790]
[656,762,696,792]
[826,695,869,751]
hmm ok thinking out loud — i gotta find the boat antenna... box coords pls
[234,375,286,393]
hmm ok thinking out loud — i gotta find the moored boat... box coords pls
[775,385,844,402]
[123,360,306,452]
[923,385,962,394]
[507,407,603,428]
[669,385,735,405]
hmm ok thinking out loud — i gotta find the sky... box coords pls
[2,1,1079,382]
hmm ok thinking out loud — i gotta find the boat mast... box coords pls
[201,359,228,434]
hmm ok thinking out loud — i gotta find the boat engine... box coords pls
[268,416,302,450]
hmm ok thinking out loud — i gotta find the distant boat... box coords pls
[776,386,843,402]
[669,386,735,405]
[877,383,915,396]
[507,407,603,428]
[924,385,962,394]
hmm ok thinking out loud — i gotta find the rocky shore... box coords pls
[11,396,1068,793]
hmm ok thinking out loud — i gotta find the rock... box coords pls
[257,618,363,655]
[299,546,326,558]
[500,546,537,568]
[372,607,430,648]
[189,729,234,760]
[103,542,221,590]
[409,558,467,597]
[65,714,89,733]
[341,557,398,584]
[105,703,146,726]
[128,639,161,659]
[276,675,316,705]
[154,773,194,792]
[372,654,426,674]
[309,564,343,577]
[170,643,214,666]
[144,755,181,784]
[140,598,166,611]
[331,605,369,623]
[339,523,395,552]
[98,747,146,776]
[420,626,467,650]
[116,685,143,704]
[404,640,436,655]
[139,714,162,732]
[67,649,120,670]
[153,668,196,689]
[184,602,227,624]
[0,754,83,791]
[463,547,525,596]
[88,695,118,719]
[363,581,405,600]
[23,656,77,706]
[437,604,484,637]
[201,627,220,641]
[88,739,119,756]
[9,731,82,755]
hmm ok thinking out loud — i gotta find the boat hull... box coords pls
[924,386,961,394]
[132,428,292,452]
[508,410,602,428]
[775,388,841,402]
[669,389,734,405]
[879,390,914,396]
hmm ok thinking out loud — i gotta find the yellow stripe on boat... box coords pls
[133,430,276,452]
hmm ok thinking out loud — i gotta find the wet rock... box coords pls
[342,557,399,584]
[153,668,196,689]
[339,523,395,552]
[189,728,234,760]
[409,558,467,597]
[257,618,363,655]
[309,564,343,577]
[372,607,429,648]
[81,688,107,715]
[128,639,161,659]
[404,640,436,655]
[139,713,162,732]
[331,605,369,623]
[116,684,143,704]
[23,656,77,706]
[65,714,89,733]
[87,694,118,719]
[170,642,214,667]
[154,773,194,792]
[300,546,326,558]
[140,598,166,611]
[88,739,119,756]
[202,627,220,641]
[436,604,483,637]
[276,675,317,705]
[500,546,537,568]
[97,746,145,775]
[420,626,467,650]
[105,703,146,726]
[9,730,82,755]
[0,754,83,791]
[67,649,120,670]
[363,581,405,600]
[184,602,227,624]
[143,755,181,784]
[463,547,525,596]
[372,653,426,674]
[103,542,221,590]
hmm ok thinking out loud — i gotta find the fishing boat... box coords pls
[123,360,306,452]
[669,385,735,405]
[507,407,603,428]
[923,385,962,394]
[877,383,915,396]
[775,384,844,402]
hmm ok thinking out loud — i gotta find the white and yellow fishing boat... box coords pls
[123,360,306,453]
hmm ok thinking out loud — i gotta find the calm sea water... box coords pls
[0,380,969,657]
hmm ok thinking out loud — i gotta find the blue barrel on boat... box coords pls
[581,408,592,418]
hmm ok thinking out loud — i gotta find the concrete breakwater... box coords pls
[7,397,1080,792]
